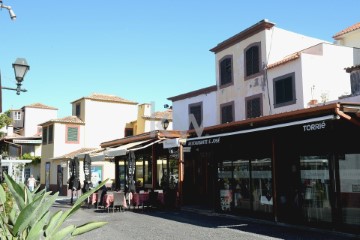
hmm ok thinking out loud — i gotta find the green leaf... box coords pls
[56,179,109,232]
[44,210,63,237]
[72,222,108,236]
[51,225,76,240]
[0,184,6,204]
[3,173,25,210]
[29,192,57,228]
[27,211,49,240]
[12,192,43,236]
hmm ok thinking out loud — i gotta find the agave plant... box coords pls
[0,173,108,239]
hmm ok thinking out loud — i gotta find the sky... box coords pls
[0,0,359,118]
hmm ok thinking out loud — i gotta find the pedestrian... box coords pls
[27,174,37,192]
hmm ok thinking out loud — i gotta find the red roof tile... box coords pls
[71,93,138,105]
[333,22,360,39]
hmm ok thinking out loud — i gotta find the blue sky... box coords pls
[0,0,359,118]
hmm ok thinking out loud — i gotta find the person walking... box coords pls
[27,174,37,192]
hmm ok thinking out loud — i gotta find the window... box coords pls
[273,72,296,108]
[42,126,48,144]
[189,102,202,130]
[14,111,21,120]
[219,55,233,87]
[246,94,262,119]
[42,125,54,144]
[245,42,261,78]
[66,126,79,143]
[125,128,133,137]
[75,103,81,118]
[220,101,234,124]
[48,125,54,144]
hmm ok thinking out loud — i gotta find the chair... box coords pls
[144,191,159,209]
[125,192,133,210]
[109,192,125,213]
[96,189,103,209]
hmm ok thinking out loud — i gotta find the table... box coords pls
[89,191,127,209]
[132,192,164,208]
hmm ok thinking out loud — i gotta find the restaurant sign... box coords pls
[186,137,221,146]
[303,121,326,132]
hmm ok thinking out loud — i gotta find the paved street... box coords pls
[51,199,358,240]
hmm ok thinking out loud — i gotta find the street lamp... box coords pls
[162,118,169,130]
[0,58,30,113]
[0,58,29,182]
[0,0,16,21]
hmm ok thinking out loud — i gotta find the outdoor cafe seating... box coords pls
[89,189,164,211]
[89,191,128,212]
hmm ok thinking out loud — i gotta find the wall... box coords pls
[83,100,137,148]
[171,91,217,131]
[24,107,57,137]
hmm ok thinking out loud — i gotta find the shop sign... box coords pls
[303,121,326,132]
[187,137,220,146]
[183,147,191,152]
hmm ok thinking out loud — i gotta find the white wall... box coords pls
[83,100,138,148]
[24,107,57,137]
[214,26,327,122]
[171,91,217,131]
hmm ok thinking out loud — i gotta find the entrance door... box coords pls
[275,151,302,223]
[183,151,214,208]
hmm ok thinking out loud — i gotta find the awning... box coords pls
[129,139,163,152]
[13,139,42,144]
[104,139,153,157]
[76,149,104,159]
[185,114,337,145]
[89,152,106,162]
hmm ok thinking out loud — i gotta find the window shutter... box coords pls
[42,127,48,144]
[67,127,78,142]
[247,98,261,119]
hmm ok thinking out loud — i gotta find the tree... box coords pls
[0,110,13,137]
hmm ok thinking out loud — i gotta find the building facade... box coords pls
[40,93,138,195]
[182,103,360,234]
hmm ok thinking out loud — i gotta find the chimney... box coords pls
[7,125,14,136]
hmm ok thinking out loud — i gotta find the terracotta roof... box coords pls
[52,147,99,160]
[210,19,275,53]
[39,116,84,126]
[345,65,360,73]
[71,93,138,105]
[23,103,58,110]
[168,85,217,102]
[267,52,301,69]
[143,109,173,120]
[333,22,360,39]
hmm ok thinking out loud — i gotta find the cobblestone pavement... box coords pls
[51,199,359,240]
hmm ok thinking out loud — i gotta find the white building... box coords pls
[168,20,360,130]
[40,93,138,195]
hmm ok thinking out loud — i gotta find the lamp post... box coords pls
[0,58,29,182]
[0,58,29,113]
